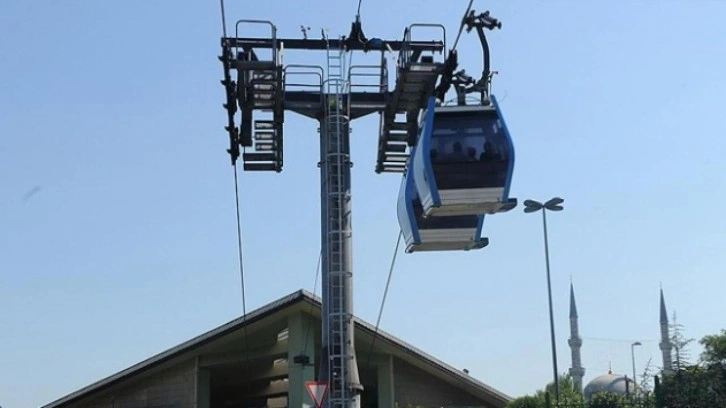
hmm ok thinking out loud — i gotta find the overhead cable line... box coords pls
[451,0,474,52]
[219,0,250,391]
[232,165,251,394]
[365,229,403,367]
[348,0,366,76]
[219,0,228,38]
[219,0,251,393]
[298,250,322,376]
[582,336,658,344]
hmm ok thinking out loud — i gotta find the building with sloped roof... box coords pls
[42,289,511,408]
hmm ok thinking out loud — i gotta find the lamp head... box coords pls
[544,197,564,211]
[523,199,543,213]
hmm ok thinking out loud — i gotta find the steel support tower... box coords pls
[220,18,448,408]
[319,38,361,406]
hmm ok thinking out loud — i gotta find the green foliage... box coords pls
[506,389,653,408]
[658,327,726,407]
[637,357,655,394]
[634,393,656,408]
[699,328,726,366]
[669,313,694,370]
[506,373,583,408]
[588,392,629,408]
[506,394,543,408]
[537,374,584,405]
[507,329,725,408]
[660,364,725,407]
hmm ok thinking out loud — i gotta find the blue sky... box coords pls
[2,1,725,407]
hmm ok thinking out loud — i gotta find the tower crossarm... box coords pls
[220,24,445,174]
[221,37,444,52]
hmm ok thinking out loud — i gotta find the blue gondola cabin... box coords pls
[397,138,490,253]
[412,96,517,217]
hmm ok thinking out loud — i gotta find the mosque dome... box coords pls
[583,371,639,401]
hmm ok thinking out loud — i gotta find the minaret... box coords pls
[659,288,673,375]
[568,282,585,394]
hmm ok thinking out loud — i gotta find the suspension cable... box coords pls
[301,250,322,358]
[232,164,250,392]
[365,229,403,366]
[451,0,474,52]
[347,0,366,78]
[220,0,249,393]
[219,0,228,38]
[434,0,473,102]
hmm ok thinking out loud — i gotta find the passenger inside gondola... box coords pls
[443,142,463,161]
[427,112,510,190]
[467,147,478,161]
[480,140,499,161]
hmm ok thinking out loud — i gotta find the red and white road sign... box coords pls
[305,381,329,408]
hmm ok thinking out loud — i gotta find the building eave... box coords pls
[42,289,511,408]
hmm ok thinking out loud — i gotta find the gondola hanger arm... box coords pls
[435,9,502,106]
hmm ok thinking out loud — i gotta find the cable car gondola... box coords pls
[411,95,516,217]
[397,139,489,253]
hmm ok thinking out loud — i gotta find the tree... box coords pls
[659,328,726,407]
[506,373,583,408]
[698,328,726,400]
[537,373,585,405]
[699,328,726,366]
[588,392,629,408]
[638,357,655,394]
[506,395,542,408]
[669,312,694,371]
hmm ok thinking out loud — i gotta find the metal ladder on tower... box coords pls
[324,37,351,408]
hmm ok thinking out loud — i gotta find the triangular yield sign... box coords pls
[305,381,329,408]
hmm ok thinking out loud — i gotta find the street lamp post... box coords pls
[524,197,565,406]
[631,341,642,389]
